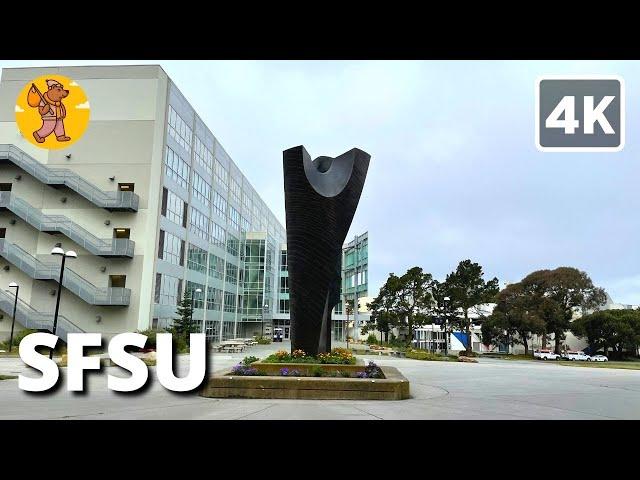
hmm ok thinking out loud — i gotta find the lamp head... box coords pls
[65,250,78,259]
[51,246,65,256]
[8,282,18,288]
[444,296,450,302]
[195,288,202,293]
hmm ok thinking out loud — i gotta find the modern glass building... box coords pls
[152,82,285,341]
[0,64,367,344]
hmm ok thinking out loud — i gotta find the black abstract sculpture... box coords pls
[283,145,370,356]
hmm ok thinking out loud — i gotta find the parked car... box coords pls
[534,349,562,360]
[562,351,591,361]
[589,354,608,362]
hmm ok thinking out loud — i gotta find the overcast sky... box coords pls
[2,60,638,304]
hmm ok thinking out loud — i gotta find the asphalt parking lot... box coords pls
[1,345,639,419]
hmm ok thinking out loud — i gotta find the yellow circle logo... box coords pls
[15,75,90,150]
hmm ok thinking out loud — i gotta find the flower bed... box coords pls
[263,348,356,365]
[200,363,410,400]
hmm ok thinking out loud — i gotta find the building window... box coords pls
[207,287,223,311]
[228,206,240,232]
[227,234,240,257]
[192,171,211,205]
[162,188,188,228]
[185,281,205,309]
[194,136,213,174]
[240,216,250,233]
[230,177,241,205]
[190,207,209,240]
[187,244,207,273]
[164,147,190,189]
[167,105,192,154]
[224,291,236,312]
[158,230,185,266]
[242,191,252,213]
[213,192,227,219]
[155,273,182,306]
[280,250,287,271]
[208,253,225,280]
[214,159,228,190]
[210,221,226,248]
[279,276,289,294]
[279,298,290,314]
[225,263,238,285]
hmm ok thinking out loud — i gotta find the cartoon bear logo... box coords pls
[15,75,90,150]
[28,79,71,143]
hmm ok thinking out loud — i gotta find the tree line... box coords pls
[363,259,500,354]
[364,261,637,356]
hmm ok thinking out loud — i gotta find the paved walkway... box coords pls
[1,343,639,419]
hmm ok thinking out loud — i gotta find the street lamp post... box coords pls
[8,282,19,352]
[261,302,268,338]
[50,246,77,360]
[443,296,450,356]
[190,288,202,333]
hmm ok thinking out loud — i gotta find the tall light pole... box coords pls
[191,288,202,333]
[50,246,77,360]
[8,282,18,352]
[443,296,450,356]
[261,302,268,338]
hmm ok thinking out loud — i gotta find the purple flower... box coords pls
[280,367,290,376]
[356,371,368,378]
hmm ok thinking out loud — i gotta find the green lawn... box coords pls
[482,354,535,361]
[0,375,17,380]
[559,361,640,370]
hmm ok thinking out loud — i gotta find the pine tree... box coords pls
[172,290,198,341]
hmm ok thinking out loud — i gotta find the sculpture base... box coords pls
[199,365,410,401]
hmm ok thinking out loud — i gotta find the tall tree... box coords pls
[445,259,499,354]
[362,277,399,342]
[395,267,434,344]
[172,290,198,341]
[485,282,545,355]
[521,267,606,354]
[571,309,640,358]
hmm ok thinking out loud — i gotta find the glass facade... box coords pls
[154,82,286,342]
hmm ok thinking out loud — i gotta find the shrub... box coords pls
[365,361,384,378]
[7,328,38,347]
[310,365,324,377]
[275,350,291,361]
[291,349,307,359]
[317,348,356,365]
[458,350,478,357]
[138,329,162,350]
[230,364,263,376]
[242,356,260,366]
[405,349,452,362]
[256,336,271,344]
[366,333,378,345]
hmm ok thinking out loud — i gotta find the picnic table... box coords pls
[213,341,247,353]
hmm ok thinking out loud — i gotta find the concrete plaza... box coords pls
[1,342,639,419]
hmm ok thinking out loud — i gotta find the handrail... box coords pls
[0,240,130,306]
[0,289,85,343]
[0,192,134,258]
[0,143,139,211]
